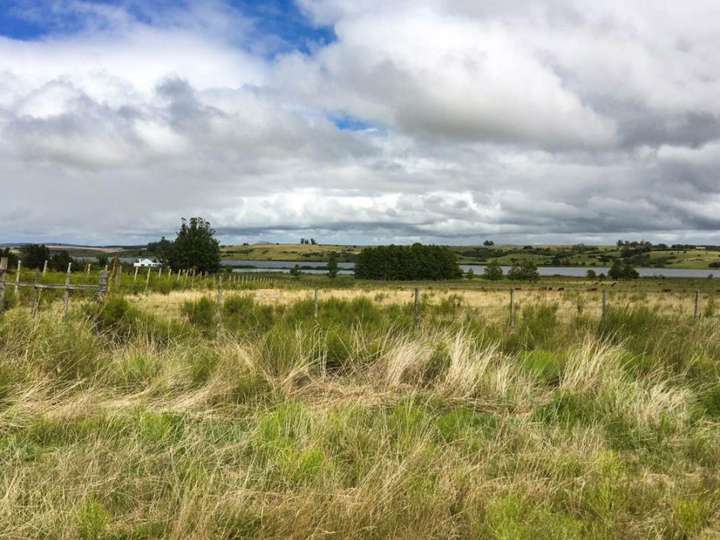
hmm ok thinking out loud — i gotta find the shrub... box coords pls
[84,296,187,344]
[483,260,503,280]
[181,297,216,333]
[223,294,275,335]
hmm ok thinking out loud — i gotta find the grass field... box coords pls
[221,243,361,262]
[2,273,720,538]
[216,242,720,270]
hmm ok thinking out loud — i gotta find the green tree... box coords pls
[48,251,74,272]
[147,236,174,266]
[609,260,639,280]
[354,244,462,281]
[327,252,339,278]
[0,248,19,268]
[20,244,50,270]
[168,218,221,273]
[290,264,302,279]
[466,268,475,279]
[483,260,504,280]
[96,254,109,268]
[586,269,597,279]
[508,260,539,281]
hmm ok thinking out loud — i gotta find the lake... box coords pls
[220,259,717,279]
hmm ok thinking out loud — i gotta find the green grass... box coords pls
[1,288,720,537]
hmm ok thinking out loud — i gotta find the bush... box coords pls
[84,297,187,344]
[483,260,503,280]
[223,294,275,335]
[84,297,141,342]
[181,297,217,333]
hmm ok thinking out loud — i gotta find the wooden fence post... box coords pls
[31,271,41,318]
[15,259,21,299]
[134,266,139,283]
[602,290,607,319]
[115,265,122,287]
[216,275,223,331]
[86,263,91,276]
[0,257,7,313]
[97,270,109,302]
[694,290,700,320]
[414,288,421,328]
[63,262,72,320]
[510,288,515,328]
[145,267,151,293]
[42,260,48,277]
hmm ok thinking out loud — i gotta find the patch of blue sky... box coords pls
[0,0,335,55]
[330,114,384,133]
[229,0,335,54]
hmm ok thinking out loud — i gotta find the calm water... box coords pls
[220,260,717,279]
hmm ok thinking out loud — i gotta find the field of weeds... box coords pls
[2,280,720,538]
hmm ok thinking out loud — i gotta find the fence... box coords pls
[0,258,108,319]
[304,286,706,329]
[0,257,709,327]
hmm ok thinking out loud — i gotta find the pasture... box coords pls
[1,270,720,538]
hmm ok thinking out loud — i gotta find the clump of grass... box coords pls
[84,296,187,344]
[181,296,216,334]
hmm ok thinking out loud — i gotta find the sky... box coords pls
[2,0,720,246]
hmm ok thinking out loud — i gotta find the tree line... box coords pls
[354,244,463,280]
[1,245,78,272]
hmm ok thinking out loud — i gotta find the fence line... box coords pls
[0,257,108,319]
[1,259,712,325]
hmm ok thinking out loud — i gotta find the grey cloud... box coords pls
[3,0,720,245]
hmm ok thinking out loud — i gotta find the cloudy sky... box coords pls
[2,0,720,246]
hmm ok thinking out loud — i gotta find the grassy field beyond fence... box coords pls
[1,275,720,537]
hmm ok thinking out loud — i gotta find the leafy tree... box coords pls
[168,218,221,274]
[48,251,74,272]
[96,254,109,268]
[20,244,50,270]
[508,260,539,281]
[290,264,302,279]
[586,269,597,279]
[310,238,317,245]
[483,240,495,246]
[327,252,339,278]
[147,236,174,265]
[354,244,462,281]
[608,260,639,280]
[0,248,19,268]
[466,268,475,279]
[483,260,504,280]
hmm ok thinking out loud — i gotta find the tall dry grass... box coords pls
[0,292,719,538]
